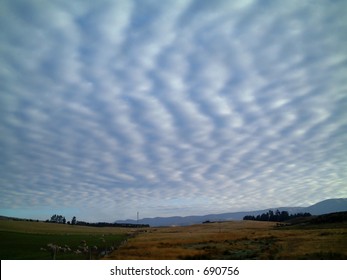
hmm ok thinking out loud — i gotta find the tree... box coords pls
[280,211,289,221]
[243,215,255,220]
[71,216,77,225]
[243,210,311,222]
[50,214,66,224]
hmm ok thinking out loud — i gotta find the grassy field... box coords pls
[0,220,132,260]
[103,220,347,260]
[1,219,347,260]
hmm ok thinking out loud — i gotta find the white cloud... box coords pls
[1,0,347,221]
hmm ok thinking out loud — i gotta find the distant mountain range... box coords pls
[116,198,347,227]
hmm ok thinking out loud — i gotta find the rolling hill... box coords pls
[116,198,347,226]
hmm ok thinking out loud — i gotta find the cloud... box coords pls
[1,0,347,221]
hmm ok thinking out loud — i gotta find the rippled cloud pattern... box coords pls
[1,0,347,221]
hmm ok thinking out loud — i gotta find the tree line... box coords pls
[46,214,149,228]
[73,220,149,228]
[46,215,76,225]
[243,210,311,222]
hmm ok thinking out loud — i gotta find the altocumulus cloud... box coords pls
[1,0,347,222]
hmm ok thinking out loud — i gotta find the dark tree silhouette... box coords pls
[49,214,66,224]
[243,210,311,222]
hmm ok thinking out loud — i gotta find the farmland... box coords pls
[104,220,347,260]
[0,219,132,260]
[1,217,347,260]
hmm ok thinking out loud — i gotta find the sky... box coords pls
[1,0,347,223]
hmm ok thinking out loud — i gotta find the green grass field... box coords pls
[0,220,130,260]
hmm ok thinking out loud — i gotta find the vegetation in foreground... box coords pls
[0,231,127,260]
[104,213,347,260]
[0,219,131,260]
[1,212,347,260]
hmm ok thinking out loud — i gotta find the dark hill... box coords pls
[309,211,347,224]
[305,198,347,215]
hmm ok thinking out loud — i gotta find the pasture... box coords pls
[1,219,347,260]
[103,220,347,260]
[0,219,131,260]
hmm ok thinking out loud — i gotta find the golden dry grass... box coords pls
[103,221,347,260]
